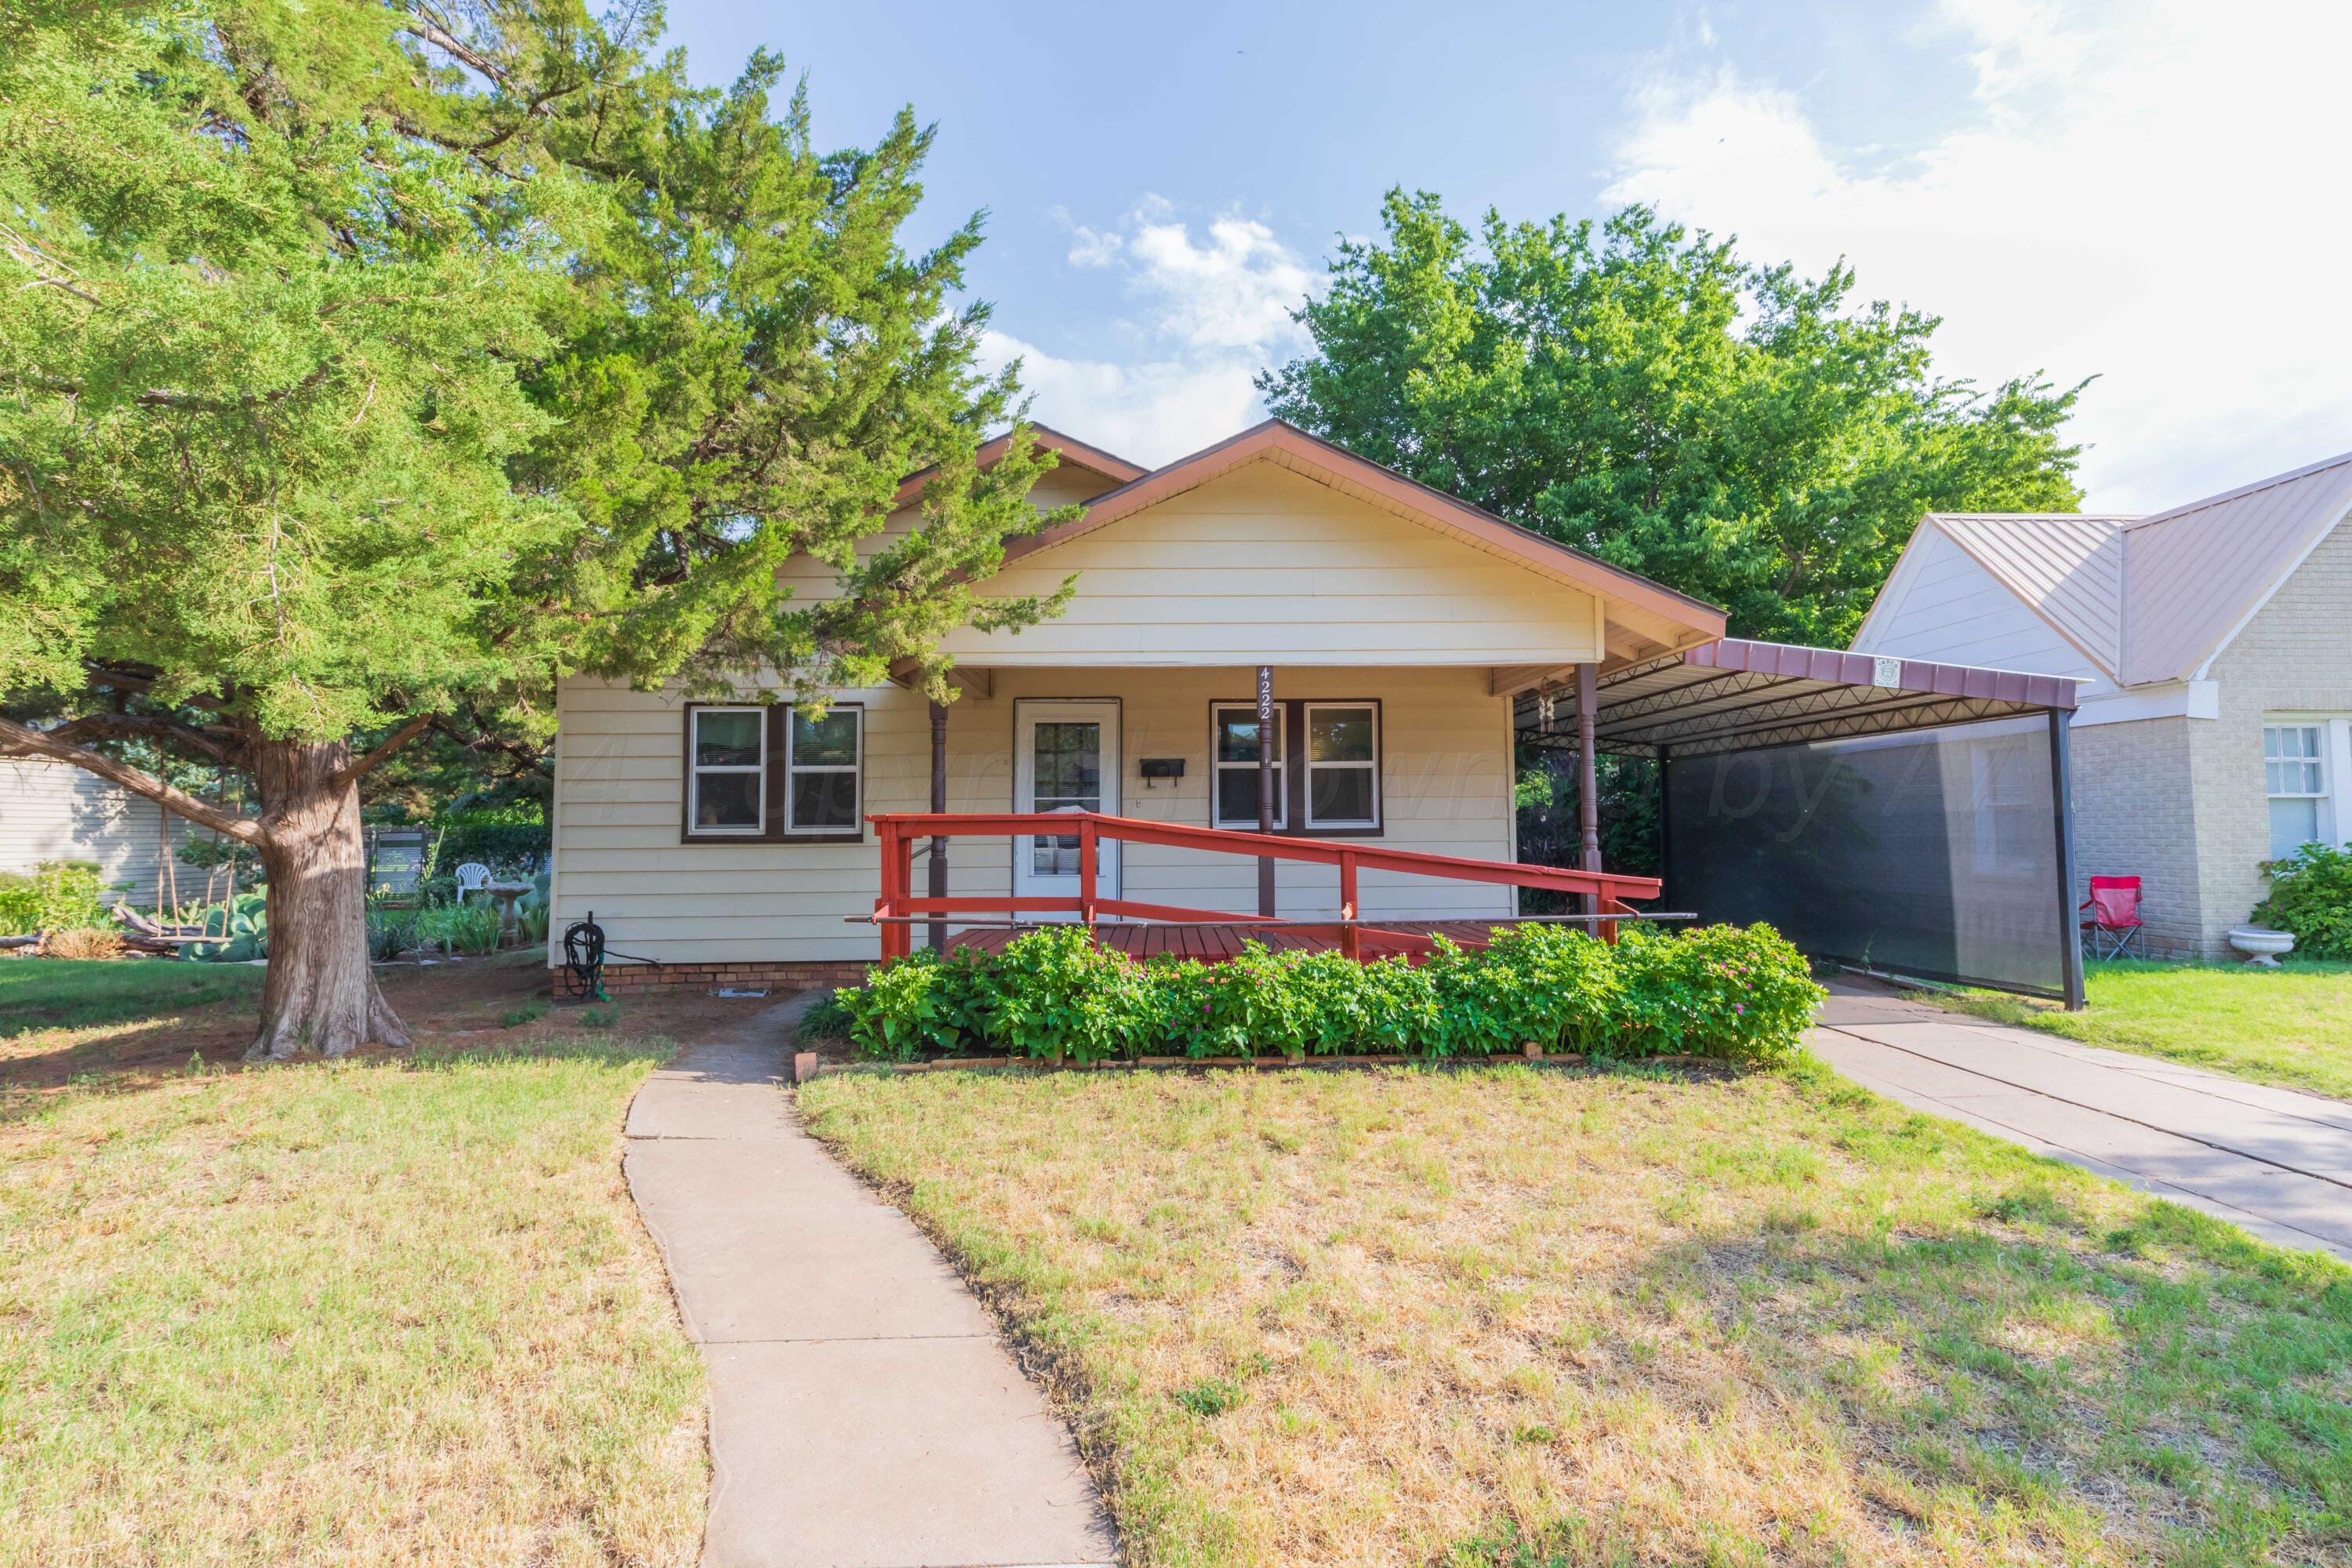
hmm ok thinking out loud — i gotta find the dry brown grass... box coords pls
[0,960,711,1567]
[802,1060,2352,1567]
[39,927,124,960]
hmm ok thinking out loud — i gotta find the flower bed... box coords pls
[834,923,1821,1068]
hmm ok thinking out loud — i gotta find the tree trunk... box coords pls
[247,736,410,1061]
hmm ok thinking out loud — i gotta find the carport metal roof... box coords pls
[1514,638,2082,760]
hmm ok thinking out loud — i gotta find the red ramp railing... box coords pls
[863,811,1661,962]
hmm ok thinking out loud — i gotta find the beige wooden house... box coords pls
[548,421,1728,989]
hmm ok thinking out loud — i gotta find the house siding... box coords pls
[1853,525,2110,694]
[0,760,206,909]
[552,664,1516,970]
[931,463,1603,667]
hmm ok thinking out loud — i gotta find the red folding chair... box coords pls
[2079,875,2146,960]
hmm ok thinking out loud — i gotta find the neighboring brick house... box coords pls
[1852,449,2352,959]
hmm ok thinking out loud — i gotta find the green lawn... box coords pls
[0,956,264,1036]
[0,961,705,1566]
[1937,958,2352,1102]
[804,1062,2352,1568]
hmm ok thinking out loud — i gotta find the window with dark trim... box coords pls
[688,707,765,835]
[1304,702,1380,829]
[1210,702,1286,829]
[683,702,866,843]
[1206,698,1383,836]
[785,706,863,834]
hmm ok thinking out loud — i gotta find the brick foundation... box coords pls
[564,960,872,996]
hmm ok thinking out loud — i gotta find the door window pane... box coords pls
[1029,720,1099,875]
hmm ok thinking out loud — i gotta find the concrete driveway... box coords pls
[1809,981,2352,1263]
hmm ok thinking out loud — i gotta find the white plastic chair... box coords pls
[453,862,492,902]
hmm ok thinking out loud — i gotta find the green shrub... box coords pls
[1606,923,1820,1065]
[797,989,855,1045]
[181,892,270,962]
[0,861,112,936]
[366,906,421,962]
[430,902,503,956]
[833,920,1820,1067]
[978,927,1145,1064]
[2252,843,2352,959]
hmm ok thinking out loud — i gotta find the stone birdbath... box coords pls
[2227,925,2296,967]
[483,880,536,946]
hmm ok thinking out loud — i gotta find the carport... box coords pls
[1515,639,2086,1007]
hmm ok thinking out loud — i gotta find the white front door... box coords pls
[1013,700,1120,909]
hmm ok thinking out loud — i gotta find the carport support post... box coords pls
[2049,708,2087,1011]
[1256,665,1276,917]
[1577,662,1602,917]
[927,699,948,953]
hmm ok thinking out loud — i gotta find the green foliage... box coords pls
[1606,924,1823,1065]
[839,922,1820,1066]
[0,860,111,936]
[2252,844,2352,959]
[424,903,503,957]
[180,891,270,962]
[1260,194,2086,644]
[365,906,422,963]
[430,810,550,877]
[797,989,856,1045]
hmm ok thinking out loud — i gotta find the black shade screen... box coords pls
[1663,717,2067,997]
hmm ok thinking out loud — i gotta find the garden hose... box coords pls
[558,914,653,1004]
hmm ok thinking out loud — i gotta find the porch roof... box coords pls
[1513,638,2082,760]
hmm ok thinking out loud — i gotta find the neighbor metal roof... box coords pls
[1515,638,2079,759]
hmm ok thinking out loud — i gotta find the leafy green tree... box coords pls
[0,2,1065,1057]
[1260,192,2086,644]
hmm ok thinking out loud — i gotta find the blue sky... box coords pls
[663,0,2347,513]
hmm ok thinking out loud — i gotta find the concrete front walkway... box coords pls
[1810,981,2352,1262]
[625,995,1118,1568]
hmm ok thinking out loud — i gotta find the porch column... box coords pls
[2049,708,2086,1011]
[1256,665,1276,917]
[1576,662,1602,917]
[927,699,949,953]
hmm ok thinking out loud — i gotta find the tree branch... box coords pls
[331,714,434,793]
[0,718,262,842]
[43,713,237,765]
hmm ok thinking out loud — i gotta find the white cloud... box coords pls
[1605,0,2352,511]
[978,328,1269,469]
[986,198,1316,465]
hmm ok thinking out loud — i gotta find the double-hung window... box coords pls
[784,707,863,836]
[2264,722,2327,860]
[1304,703,1380,829]
[684,702,865,842]
[1207,699,1381,834]
[1210,702,1285,829]
[688,708,765,835]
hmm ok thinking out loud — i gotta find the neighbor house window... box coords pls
[1304,703,1380,829]
[785,706,863,835]
[688,707,765,835]
[2264,723,2326,859]
[1211,702,1285,829]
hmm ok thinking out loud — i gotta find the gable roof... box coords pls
[1929,513,2133,677]
[1000,419,1728,658]
[894,423,1148,508]
[2114,448,2352,684]
[1867,446,2352,688]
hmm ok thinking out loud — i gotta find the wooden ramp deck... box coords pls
[938,920,1519,964]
